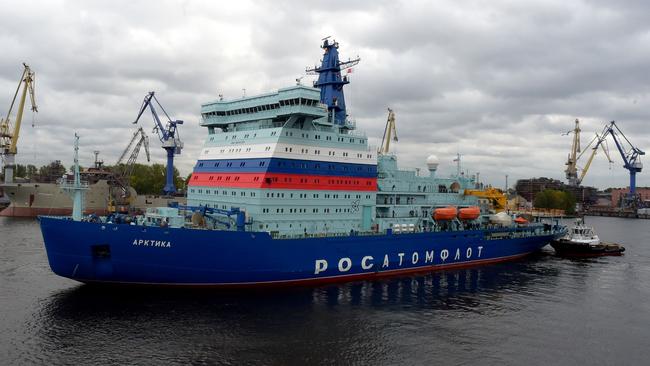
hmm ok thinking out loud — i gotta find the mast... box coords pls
[59,134,89,221]
[306,38,360,126]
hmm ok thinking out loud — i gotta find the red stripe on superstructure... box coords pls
[188,172,377,191]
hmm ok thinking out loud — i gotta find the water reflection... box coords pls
[34,258,562,365]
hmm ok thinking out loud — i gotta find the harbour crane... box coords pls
[574,130,612,186]
[114,126,150,196]
[0,63,37,184]
[133,92,183,195]
[107,127,150,212]
[379,108,398,154]
[565,118,613,187]
[604,121,644,206]
[564,119,581,186]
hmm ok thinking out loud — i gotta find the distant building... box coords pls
[515,177,597,205]
[594,191,612,206]
[610,187,650,207]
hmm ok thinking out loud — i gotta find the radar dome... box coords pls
[426,155,439,171]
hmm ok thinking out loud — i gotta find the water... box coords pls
[1,216,649,365]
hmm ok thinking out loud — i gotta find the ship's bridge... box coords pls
[201,85,328,127]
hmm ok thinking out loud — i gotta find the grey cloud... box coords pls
[1,0,648,190]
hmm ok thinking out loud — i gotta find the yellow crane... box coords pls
[0,63,37,184]
[564,118,581,186]
[575,129,613,185]
[563,119,614,186]
[379,108,397,154]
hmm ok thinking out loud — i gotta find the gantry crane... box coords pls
[379,108,398,154]
[1,63,37,184]
[133,92,183,195]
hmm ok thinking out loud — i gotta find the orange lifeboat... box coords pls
[433,206,457,220]
[458,206,481,220]
[514,217,529,224]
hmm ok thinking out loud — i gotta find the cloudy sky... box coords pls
[1,0,649,190]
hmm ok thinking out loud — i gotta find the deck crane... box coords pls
[133,92,183,196]
[379,108,398,154]
[604,121,645,206]
[0,63,37,184]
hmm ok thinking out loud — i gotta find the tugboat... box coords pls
[551,218,625,257]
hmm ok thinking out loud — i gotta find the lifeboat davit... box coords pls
[433,206,457,220]
[458,206,481,220]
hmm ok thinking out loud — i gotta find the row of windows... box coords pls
[324,193,357,199]
[194,173,375,185]
[205,146,373,160]
[263,192,370,199]
[190,188,257,197]
[204,98,321,118]
[260,207,356,214]
[192,201,360,216]
[189,188,371,201]
[208,131,367,145]
[197,160,375,172]
[196,174,372,187]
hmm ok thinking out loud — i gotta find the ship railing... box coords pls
[271,229,391,240]
[268,221,563,240]
[57,179,90,190]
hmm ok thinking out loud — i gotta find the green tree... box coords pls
[562,191,577,215]
[14,164,27,178]
[128,163,183,195]
[26,164,37,179]
[534,191,549,208]
[38,161,67,181]
[533,189,576,214]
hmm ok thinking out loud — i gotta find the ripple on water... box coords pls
[1,216,650,365]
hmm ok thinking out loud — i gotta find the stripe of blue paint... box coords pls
[193,158,377,177]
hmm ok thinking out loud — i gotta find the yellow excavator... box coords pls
[1,63,37,184]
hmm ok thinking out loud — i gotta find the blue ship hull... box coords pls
[39,216,563,287]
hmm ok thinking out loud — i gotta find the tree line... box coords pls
[534,189,577,214]
[127,163,186,195]
[2,162,187,195]
[2,161,67,182]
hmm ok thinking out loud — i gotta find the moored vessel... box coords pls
[551,218,625,257]
[38,39,567,287]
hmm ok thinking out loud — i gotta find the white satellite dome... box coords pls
[426,155,440,171]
